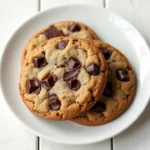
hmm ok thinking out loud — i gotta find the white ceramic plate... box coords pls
[1,4,150,145]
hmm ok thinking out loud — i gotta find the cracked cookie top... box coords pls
[19,37,107,120]
[72,40,136,126]
[22,21,99,66]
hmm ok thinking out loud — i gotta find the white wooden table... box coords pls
[0,0,150,150]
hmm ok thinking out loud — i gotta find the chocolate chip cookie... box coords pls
[72,40,136,126]
[19,37,107,120]
[22,21,99,66]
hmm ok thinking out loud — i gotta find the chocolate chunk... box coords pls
[49,94,61,110]
[100,48,112,60]
[44,26,65,39]
[41,51,46,55]
[27,79,41,94]
[57,40,68,50]
[86,63,100,75]
[73,39,78,43]
[69,24,81,32]
[63,69,80,81]
[103,81,113,97]
[91,102,106,113]
[116,69,129,81]
[66,58,81,70]
[41,73,57,90]
[49,93,57,100]
[67,79,81,91]
[33,52,47,68]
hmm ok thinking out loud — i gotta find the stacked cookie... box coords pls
[19,21,136,126]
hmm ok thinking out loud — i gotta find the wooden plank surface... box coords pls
[40,139,111,150]
[106,0,150,150]
[0,0,38,150]
[41,0,104,10]
[40,0,111,149]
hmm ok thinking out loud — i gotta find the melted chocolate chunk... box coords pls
[27,79,41,94]
[33,52,47,68]
[116,69,129,82]
[66,58,81,70]
[100,48,112,60]
[57,40,68,50]
[41,73,57,90]
[103,81,113,97]
[69,24,81,32]
[44,26,65,39]
[73,39,78,43]
[63,69,80,81]
[67,79,81,91]
[86,63,100,75]
[49,94,61,110]
[91,102,106,113]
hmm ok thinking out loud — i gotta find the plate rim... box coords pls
[0,3,150,145]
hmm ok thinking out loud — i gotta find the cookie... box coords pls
[22,21,99,66]
[72,40,136,126]
[19,37,108,120]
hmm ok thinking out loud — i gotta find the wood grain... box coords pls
[41,0,104,10]
[106,0,150,150]
[40,139,111,150]
[0,0,38,150]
